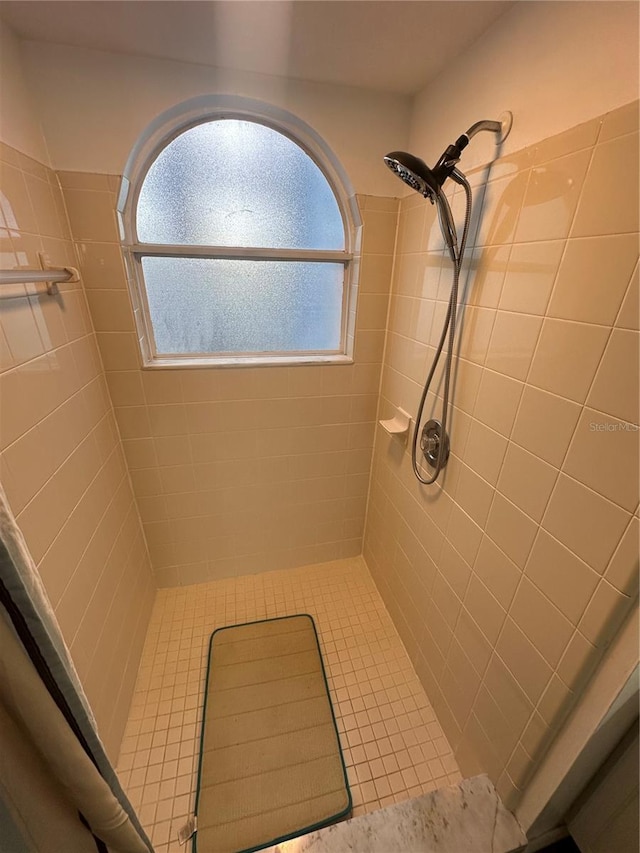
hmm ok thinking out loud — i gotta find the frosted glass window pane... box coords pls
[141,257,344,354]
[137,121,344,250]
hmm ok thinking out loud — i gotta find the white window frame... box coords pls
[118,95,362,368]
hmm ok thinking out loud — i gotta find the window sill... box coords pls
[142,354,354,369]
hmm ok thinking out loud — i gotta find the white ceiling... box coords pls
[0,1,512,96]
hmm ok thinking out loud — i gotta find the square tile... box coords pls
[116,557,461,847]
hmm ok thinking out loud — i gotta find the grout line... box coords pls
[115,556,462,844]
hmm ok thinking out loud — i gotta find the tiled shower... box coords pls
[366,104,639,808]
[0,145,155,753]
[0,2,638,851]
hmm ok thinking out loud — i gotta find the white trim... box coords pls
[142,354,354,370]
[118,95,362,368]
[131,245,352,262]
[118,94,362,247]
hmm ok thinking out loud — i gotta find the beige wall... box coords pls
[363,101,639,809]
[20,41,410,197]
[57,172,397,586]
[409,1,640,172]
[0,20,50,166]
[0,141,156,760]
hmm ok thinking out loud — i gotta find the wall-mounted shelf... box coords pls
[379,407,411,440]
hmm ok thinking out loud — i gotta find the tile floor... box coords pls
[116,556,462,852]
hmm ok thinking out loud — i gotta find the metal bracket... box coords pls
[38,251,80,295]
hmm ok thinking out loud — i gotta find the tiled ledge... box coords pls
[265,775,527,853]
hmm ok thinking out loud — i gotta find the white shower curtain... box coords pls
[0,485,153,853]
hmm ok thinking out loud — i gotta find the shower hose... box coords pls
[412,171,473,485]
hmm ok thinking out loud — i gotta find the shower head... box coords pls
[383,137,467,202]
[384,112,512,200]
[383,151,460,253]
[383,151,441,202]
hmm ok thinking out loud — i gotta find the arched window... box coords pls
[118,97,361,367]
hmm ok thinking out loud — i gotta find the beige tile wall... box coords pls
[0,143,156,760]
[58,177,398,586]
[363,100,639,808]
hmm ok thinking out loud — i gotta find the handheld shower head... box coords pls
[383,151,441,202]
[384,139,466,204]
[382,113,513,488]
[384,112,512,199]
[383,151,461,253]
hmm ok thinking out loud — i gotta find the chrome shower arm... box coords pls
[459,112,512,148]
[465,119,502,138]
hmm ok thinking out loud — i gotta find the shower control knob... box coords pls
[420,419,450,470]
